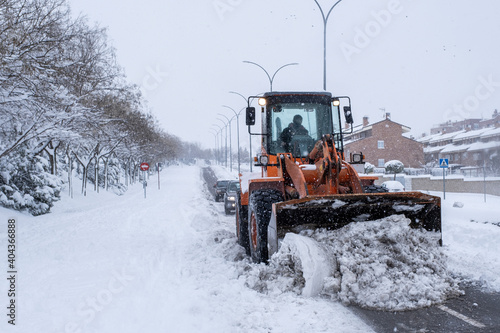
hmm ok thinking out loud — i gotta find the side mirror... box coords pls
[246,107,256,126]
[343,106,353,124]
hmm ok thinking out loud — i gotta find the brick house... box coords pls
[344,114,424,168]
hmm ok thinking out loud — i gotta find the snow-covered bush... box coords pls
[0,149,62,215]
[364,162,375,174]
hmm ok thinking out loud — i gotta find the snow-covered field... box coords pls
[0,164,499,332]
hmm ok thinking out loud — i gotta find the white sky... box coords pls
[67,0,500,150]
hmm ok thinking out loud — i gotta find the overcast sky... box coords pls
[67,0,500,150]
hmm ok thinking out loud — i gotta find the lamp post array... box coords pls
[229,91,253,172]
[218,113,234,172]
[222,105,245,174]
[206,1,345,170]
[209,60,301,172]
[215,118,228,168]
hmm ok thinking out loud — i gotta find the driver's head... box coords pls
[293,114,303,126]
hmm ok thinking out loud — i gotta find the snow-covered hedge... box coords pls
[364,162,375,174]
[0,150,61,215]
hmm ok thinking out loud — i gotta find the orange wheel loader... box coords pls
[236,92,441,263]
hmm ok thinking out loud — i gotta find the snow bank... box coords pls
[438,192,500,291]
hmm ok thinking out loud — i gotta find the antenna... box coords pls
[379,107,386,119]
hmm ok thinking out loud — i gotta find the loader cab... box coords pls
[259,92,345,157]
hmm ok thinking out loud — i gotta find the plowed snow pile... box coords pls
[248,215,463,311]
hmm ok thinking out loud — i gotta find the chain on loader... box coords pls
[236,92,441,263]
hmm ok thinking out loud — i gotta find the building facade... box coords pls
[344,114,424,168]
[419,111,500,175]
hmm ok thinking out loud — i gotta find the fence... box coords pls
[375,174,500,196]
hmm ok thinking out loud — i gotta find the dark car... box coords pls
[213,180,231,202]
[224,180,240,215]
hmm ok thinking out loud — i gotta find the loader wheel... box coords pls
[248,189,283,264]
[236,192,250,255]
[364,185,388,193]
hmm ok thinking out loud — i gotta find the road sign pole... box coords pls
[439,158,449,200]
[443,167,446,200]
[140,162,150,198]
[483,161,486,203]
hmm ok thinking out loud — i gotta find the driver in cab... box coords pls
[280,114,308,152]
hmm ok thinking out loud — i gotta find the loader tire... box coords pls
[364,185,388,193]
[248,189,283,264]
[236,192,250,255]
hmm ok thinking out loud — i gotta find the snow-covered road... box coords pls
[0,165,375,333]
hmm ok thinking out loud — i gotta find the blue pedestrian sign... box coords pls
[439,158,449,168]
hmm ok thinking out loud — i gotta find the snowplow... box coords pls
[236,92,441,263]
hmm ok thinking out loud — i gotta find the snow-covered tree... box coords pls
[385,160,405,180]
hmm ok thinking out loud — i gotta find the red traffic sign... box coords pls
[140,163,150,171]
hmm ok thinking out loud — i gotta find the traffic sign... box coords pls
[140,163,150,171]
[439,158,449,168]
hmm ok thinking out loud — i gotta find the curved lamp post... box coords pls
[211,124,223,165]
[215,118,228,168]
[312,0,344,91]
[208,129,219,164]
[242,61,298,92]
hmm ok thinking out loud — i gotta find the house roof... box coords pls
[423,145,445,154]
[467,141,500,152]
[419,130,465,145]
[349,118,411,136]
[424,138,500,155]
[481,127,500,139]
[452,128,494,141]
[440,143,472,154]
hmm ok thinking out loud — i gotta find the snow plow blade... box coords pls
[268,192,441,255]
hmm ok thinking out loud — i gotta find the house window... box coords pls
[378,140,385,149]
[378,159,385,167]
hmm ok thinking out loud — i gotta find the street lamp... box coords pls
[218,113,234,172]
[243,61,298,92]
[211,124,223,165]
[222,105,246,174]
[312,0,344,91]
[229,91,267,172]
[208,129,218,164]
[216,118,228,168]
